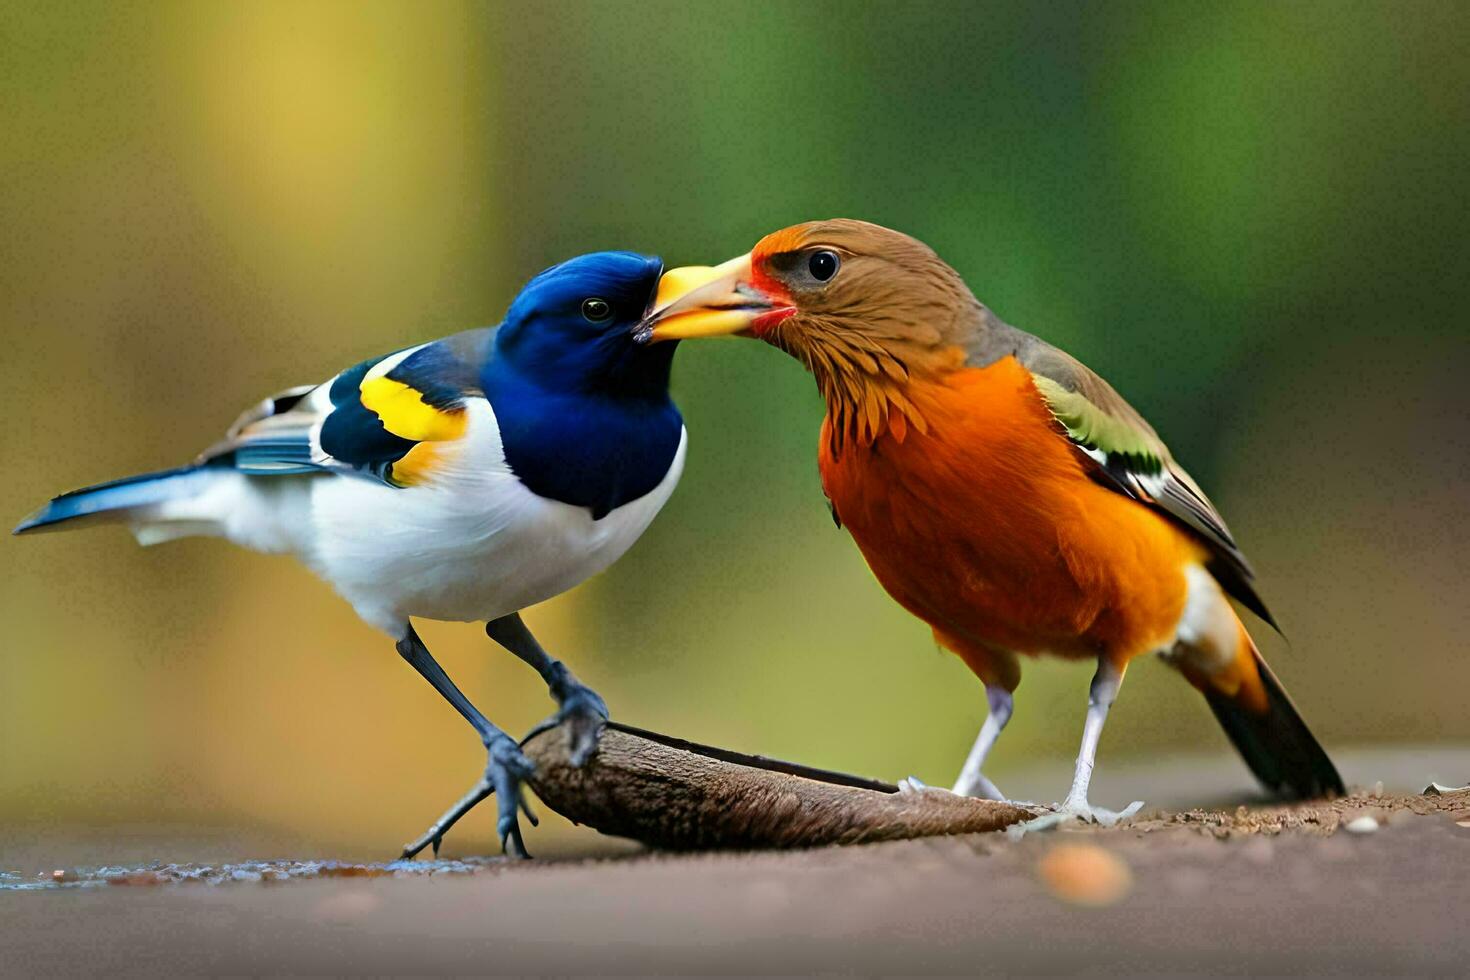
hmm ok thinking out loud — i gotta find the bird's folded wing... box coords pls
[197,384,321,474]
[1015,339,1278,631]
[199,329,491,489]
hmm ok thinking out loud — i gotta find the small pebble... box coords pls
[1343,815,1379,834]
[1423,782,1470,795]
[1038,843,1133,907]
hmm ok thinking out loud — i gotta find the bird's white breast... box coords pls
[303,398,685,635]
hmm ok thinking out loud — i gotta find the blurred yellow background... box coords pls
[2,1,1466,858]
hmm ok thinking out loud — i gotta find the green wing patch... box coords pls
[1028,375,1165,475]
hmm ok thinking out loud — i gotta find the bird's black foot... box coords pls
[400,734,538,860]
[529,678,609,768]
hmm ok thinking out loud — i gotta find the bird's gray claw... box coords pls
[400,735,538,861]
[531,684,608,767]
[490,734,537,778]
[489,737,537,859]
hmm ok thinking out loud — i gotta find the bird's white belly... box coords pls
[303,403,686,635]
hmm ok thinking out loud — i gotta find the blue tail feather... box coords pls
[13,464,216,535]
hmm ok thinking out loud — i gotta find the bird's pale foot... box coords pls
[898,775,1036,808]
[1005,796,1144,839]
[952,771,1007,801]
[401,735,538,860]
[528,681,608,768]
[897,775,933,795]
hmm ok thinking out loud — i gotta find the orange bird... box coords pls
[639,219,1343,822]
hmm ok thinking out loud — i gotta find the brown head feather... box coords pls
[747,219,990,452]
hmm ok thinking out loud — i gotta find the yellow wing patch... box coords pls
[358,376,468,443]
[388,441,457,487]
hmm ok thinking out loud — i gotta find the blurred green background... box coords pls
[2,1,1466,858]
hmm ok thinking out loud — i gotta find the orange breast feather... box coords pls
[818,356,1204,668]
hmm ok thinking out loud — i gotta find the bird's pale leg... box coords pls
[1064,665,1116,807]
[951,686,1014,800]
[485,612,609,768]
[396,624,537,860]
[1009,661,1143,836]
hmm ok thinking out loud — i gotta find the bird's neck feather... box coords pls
[768,300,999,457]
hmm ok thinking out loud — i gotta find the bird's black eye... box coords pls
[581,297,613,323]
[808,249,840,282]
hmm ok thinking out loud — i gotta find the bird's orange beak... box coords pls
[634,253,792,343]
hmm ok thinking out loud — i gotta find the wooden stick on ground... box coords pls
[523,721,1033,850]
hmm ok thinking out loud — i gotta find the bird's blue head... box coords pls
[494,251,674,400]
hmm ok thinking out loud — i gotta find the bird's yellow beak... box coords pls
[634,253,789,343]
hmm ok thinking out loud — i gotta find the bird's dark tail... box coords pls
[13,464,216,538]
[1185,623,1345,800]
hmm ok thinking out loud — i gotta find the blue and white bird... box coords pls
[14,251,687,858]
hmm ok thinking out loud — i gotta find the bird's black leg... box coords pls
[486,612,609,768]
[396,624,537,860]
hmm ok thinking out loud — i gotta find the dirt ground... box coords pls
[3,752,1468,977]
